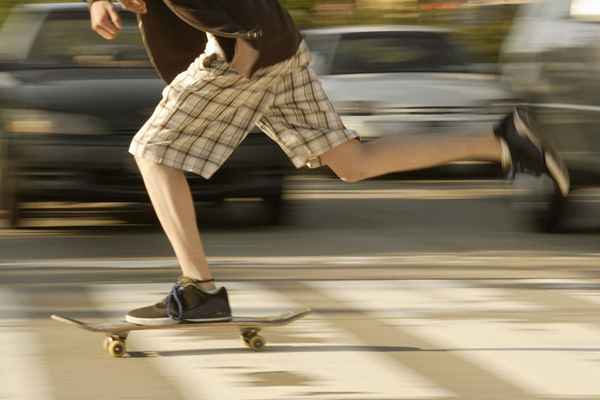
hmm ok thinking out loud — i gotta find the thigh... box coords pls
[256,64,358,170]
[130,54,275,179]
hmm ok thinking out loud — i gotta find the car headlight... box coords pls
[571,0,600,19]
[0,73,19,89]
[1,109,105,135]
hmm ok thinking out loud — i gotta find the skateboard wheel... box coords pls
[108,340,126,358]
[241,328,259,338]
[248,335,266,351]
[103,337,112,351]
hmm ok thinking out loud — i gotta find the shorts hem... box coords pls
[301,130,360,169]
[128,142,217,180]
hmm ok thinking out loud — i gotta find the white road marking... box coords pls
[312,280,600,397]
[570,290,600,306]
[0,290,54,400]
[4,279,597,399]
[555,278,600,306]
[309,280,542,316]
[412,320,600,397]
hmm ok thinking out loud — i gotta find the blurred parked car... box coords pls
[501,0,600,230]
[0,5,515,229]
[303,26,513,140]
[0,3,289,228]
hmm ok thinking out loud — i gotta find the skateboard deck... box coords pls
[51,308,311,357]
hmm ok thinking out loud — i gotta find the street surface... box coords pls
[1,175,600,400]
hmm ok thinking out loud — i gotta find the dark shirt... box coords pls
[87,0,302,82]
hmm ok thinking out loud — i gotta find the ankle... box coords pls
[197,279,217,292]
[178,275,217,291]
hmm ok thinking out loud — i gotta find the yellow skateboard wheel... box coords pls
[247,335,266,351]
[108,340,126,358]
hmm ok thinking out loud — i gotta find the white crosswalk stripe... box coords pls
[2,279,600,399]
[0,289,55,400]
[306,280,600,397]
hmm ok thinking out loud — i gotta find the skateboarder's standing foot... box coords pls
[125,276,232,325]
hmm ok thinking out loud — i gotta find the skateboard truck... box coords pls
[240,327,266,351]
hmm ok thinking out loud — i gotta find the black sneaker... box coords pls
[494,106,570,196]
[125,277,232,326]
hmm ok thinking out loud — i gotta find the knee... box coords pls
[329,160,369,183]
[321,141,369,183]
[134,155,149,170]
[333,165,367,183]
[134,156,183,182]
[134,155,160,175]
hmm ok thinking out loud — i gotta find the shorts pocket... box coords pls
[186,53,239,88]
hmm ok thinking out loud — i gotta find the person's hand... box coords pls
[90,0,122,40]
[120,0,147,14]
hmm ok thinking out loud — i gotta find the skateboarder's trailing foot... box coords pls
[494,106,569,197]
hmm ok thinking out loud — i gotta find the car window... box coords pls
[303,33,339,74]
[0,9,45,62]
[27,11,150,67]
[331,32,469,75]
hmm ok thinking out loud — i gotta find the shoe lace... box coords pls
[166,284,185,321]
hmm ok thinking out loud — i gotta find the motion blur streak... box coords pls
[2,0,600,399]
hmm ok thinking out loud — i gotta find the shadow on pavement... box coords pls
[127,344,422,358]
[126,345,600,358]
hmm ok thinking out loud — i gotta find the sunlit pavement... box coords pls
[2,177,600,399]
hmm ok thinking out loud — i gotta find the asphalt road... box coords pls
[1,176,600,400]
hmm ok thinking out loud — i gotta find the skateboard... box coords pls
[50,308,311,358]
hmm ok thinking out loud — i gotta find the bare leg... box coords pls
[320,133,506,182]
[131,133,502,285]
[134,156,215,289]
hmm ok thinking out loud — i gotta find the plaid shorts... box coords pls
[128,40,358,179]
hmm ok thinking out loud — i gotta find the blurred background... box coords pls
[2,0,600,399]
[2,0,600,232]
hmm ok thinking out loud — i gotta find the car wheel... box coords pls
[262,190,286,225]
[257,171,288,226]
[511,173,566,232]
[0,137,18,229]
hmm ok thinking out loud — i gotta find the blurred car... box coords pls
[0,3,289,228]
[302,26,513,140]
[501,0,600,230]
[0,6,515,228]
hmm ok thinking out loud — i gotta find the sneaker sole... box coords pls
[125,315,181,326]
[514,108,570,196]
[544,151,570,197]
[182,316,232,323]
[125,315,232,326]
